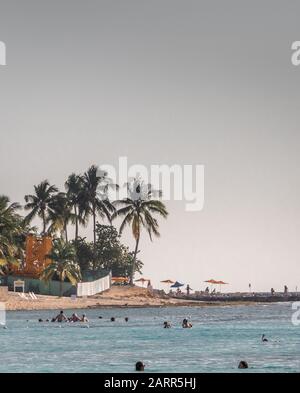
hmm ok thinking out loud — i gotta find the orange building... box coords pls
[12,235,53,278]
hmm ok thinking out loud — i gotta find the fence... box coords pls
[77,271,112,297]
[6,276,76,297]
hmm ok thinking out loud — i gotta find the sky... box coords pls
[1,0,300,292]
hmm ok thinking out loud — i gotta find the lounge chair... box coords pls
[18,293,29,300]
[29,292,38,300]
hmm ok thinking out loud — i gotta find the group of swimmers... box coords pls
[163,318,193,328]
[38,310,89,323]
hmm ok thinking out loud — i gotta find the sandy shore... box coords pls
[1,286,268,311]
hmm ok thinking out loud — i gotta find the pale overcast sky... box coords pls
[1,0,300,292]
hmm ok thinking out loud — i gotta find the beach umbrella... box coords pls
[160,279,175,292]
[171,281,184,288]
[204,279,219,284]
[160,279,174,284]
[135,278,150,287]
[215,280,228,293]
[204,279,219,292]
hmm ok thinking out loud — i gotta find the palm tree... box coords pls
[0,196,23,274]
[47,193,74,241]
[81,165,116,250]
[65,173,85,241]
[113,178,168,284]
[24,180,58,235]
[41,239,81,297]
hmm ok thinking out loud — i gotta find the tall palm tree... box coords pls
[24,180,58,235]
[81,165,116,250]
[65,173,85,241]
[0,196,23,274]
[41,239,81,297]
[47,193,74,242]
[113,178,168,284]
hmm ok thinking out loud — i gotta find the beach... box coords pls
[2,286,298,311]
[1,286,203,311]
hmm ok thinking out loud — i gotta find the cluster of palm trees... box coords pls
[1,165,168,285]
[0,196,28,275]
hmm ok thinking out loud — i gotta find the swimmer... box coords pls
[38,319,43,323]
[125,317,129,322]
[262,334,268,342]
[81,314,89,323]
[53,310,68,323]
[70,313,81,322]
[163,321,171,328]
[238,361,248,369]
[135,361,145,372]
[111,317,115,322]
[182,318,192,328]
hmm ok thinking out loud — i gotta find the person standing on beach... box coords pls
[271,288,275,296]
[186,284,191,296]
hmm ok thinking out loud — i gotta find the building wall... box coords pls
[12,235,53,278]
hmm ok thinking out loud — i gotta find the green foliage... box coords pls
[73,225,143,279]
[24,180,58,235]
[41,238,81,296]
[0,196,25,275]
[113,178,168,284]
[1,169,168,283]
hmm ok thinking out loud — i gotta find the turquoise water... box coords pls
[0,303,299,373]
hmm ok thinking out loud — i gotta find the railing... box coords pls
[77,271,111,297]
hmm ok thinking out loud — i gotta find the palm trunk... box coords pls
[64,222,68,242]
[42,210,46,235]
[93,206,97,270]
[74,205,79,241]
[130,234,140,285]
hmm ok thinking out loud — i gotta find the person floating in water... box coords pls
[135,361,145,372]
[261,334,268,342]
[70,313,81,322]
[81,314,89,323]
[54,310,68,323]
[182,318,192,328]
[163,321,171,328]
[238,360,248,369]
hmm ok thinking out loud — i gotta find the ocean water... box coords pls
[0,303,299,373]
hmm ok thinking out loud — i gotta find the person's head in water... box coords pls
[164,321,171,328]
[238,361,248,369]
[60,310,64,314]
[135,361,145,372]
[111,317,115,322]
[125,317,129,322]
